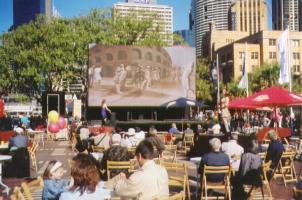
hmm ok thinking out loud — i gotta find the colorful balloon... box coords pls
[48,110,59,123]
[48,123,60,133]
[58,117,66,129]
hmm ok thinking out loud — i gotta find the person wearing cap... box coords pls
[221,132,244,171]
[100,134,130,181]
[265,130,285,179]
[121,128,136,148]
[9,127,28,151]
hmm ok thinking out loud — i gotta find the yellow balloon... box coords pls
[48,110,59,123]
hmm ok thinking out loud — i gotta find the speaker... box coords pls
[42,92,65,117]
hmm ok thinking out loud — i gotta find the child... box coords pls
[42,160,71,200]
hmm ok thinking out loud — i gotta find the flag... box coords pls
[238,52,248,89]
[278,28,290,84]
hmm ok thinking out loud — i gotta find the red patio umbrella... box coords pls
[229,86,302,108]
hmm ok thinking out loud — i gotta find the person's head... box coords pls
[135,140,154,167]
[14,127,24,135]
[197,124,202,129]
[101,99,106,106]
[246,140,259,154]
[111,133,122,145]
[186,123,191,129]
[149,128,158,136]
[230,132,239,141]
[209,138,221,152]
[268,130,278,140]
[43,160,65,180]
[172,123,176,128]
[70,153,100,195]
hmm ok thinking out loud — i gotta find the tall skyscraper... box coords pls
[230,0,268,35]
[13,0,53,29]
[193,0,232,57]
[113,1,173,45]
[272,0,299,31]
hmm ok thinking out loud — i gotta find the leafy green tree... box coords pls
[0,9,169,101]
[196,59,213,102]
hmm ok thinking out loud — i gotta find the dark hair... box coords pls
[70,153,100,195]
[246,140,259,154]
[135,140,154,159]
[43,160,58,179]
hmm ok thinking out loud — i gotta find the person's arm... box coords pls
[105,105,112,114]
[114,172,142,198]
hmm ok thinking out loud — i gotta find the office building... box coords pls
[174,30,195,47]
[272,0,299,31]
[113,2,173,45]
[230,0,268,35]
[127,0,157,4]
[193,0,232,57]
[13,0,53,29]
[215,30,302,82]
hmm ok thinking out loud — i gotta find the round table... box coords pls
[0,155,12,196]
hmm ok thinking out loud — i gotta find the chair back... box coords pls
[21,177,44,200]
[161,145,177,162]
[91,145,105,153]
[10,187,25,200]
[107,160,132,179]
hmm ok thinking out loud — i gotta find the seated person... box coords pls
[208,119,221,134]
[145,129,165,158]
[199,138,230,182]
[100,134,131,180]
[93,132,111,150]
[168,123,181,135]
[221,132,244,171]
[9,127,28,151]
[121,128,137,148]
[59,154,111,200]
[106,140,169,199]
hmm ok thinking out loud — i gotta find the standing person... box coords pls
[94,66,102,86]
[42,160,71,200]
[101,99,111,124]
[221,89,231,133]
[114,64,122,94]
[88,65,94,88]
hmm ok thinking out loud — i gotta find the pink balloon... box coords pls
[48,123,60,133]
[58,117,66,129]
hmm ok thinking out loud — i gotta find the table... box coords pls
[0,155,12,196]
[0,143,9,150]
[190,157,202,199]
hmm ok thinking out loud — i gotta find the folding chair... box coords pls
[21,177,44,200]
[245,161,273,200]
[183,135,194,153]
[200,165,231,200]
[274,150,297,186]
[10,187,25,200]
[91,145,105,153]
[107,160,132,179]
[293,186,302,199]
[27,139,39,174]
[161,145,177,162]
[160,161,190,200]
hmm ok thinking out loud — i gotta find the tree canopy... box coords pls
[0,9,169,101]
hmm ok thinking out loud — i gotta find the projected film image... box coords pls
[88,45,196,106]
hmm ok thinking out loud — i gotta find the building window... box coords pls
[269,39,276,46]
[293,52,300,60]
[269,52,276,59]
[106,54,113,61]
[251,52,258,59]
[292,40,300,47]
[293,65,300,73]
[239,52,245,59]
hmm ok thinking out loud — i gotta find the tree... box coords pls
[0,9,169,101]
[196,59,213,102]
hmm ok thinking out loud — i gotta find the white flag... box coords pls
[238,53,247,89]
[278,28,289,84]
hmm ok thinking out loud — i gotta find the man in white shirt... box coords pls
[106,140,169,199]
[221,132,244,171]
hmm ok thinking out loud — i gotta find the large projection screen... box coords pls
[88,45,196,106]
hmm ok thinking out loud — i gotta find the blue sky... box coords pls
[0,0,272,34]
[0,0,191,33]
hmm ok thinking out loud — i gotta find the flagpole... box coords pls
[245,42,248,96]
[216,54,220,108]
